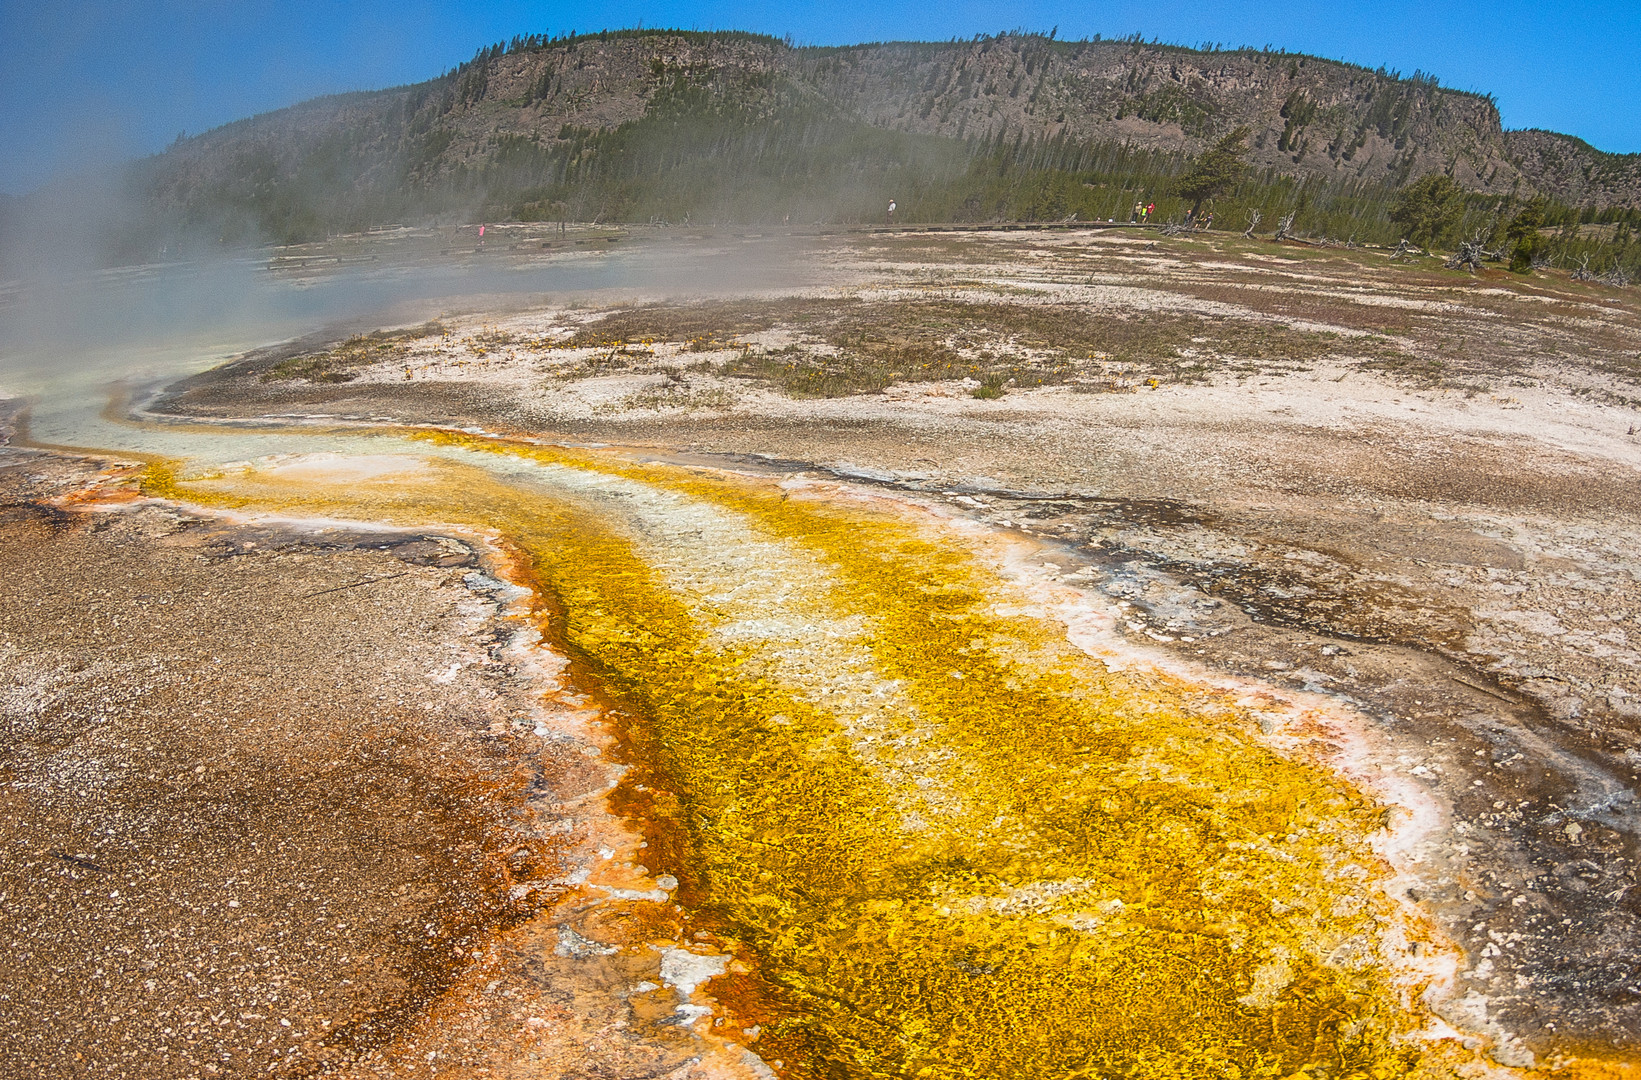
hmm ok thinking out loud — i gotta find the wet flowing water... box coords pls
[42,420,1471,1076]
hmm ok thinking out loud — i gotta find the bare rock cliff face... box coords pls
[1502,129,1641,208]
[140,32,1637,217]
[412,35,1534,192]
[404,35,789,177]
[800,39,1524,193]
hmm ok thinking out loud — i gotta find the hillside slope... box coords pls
[33,30,1641,251]
[804,37,1522,190]
[1502,129,1641,208]
[153,32,1522,192]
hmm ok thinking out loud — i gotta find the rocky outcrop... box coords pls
[802,38,1524,192]
[1503,129,1641,208]
[130,30,1637,232]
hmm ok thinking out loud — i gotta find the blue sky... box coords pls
[3,0,1637,193]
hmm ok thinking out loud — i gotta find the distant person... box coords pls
[888,199,897,223]
[1132,201,1143,222]
[1146,202,1155,222]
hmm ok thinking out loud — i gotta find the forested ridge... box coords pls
[10,29,1641,274]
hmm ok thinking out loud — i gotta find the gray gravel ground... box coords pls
[0,449,558,1079]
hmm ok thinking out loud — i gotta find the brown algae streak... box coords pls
[145,440,1446,1080]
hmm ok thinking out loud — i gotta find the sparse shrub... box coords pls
[972,373,1007,398]
[264,321,447,382]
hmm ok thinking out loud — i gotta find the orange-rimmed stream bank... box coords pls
[67,422,1547,1079]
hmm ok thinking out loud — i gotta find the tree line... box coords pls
[106,70,1640,283]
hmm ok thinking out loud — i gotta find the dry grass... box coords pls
[255,235,1640,400]
[564,298,1347,398]
[265,322,448,383]
[560,300,849,349]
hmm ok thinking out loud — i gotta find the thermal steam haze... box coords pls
[0,238,819,443]
[3,2,1635,432]
[1,0,1638,198]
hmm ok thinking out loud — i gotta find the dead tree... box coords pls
[1389,239,1415,262]
[1243,209,1262,238]
[1274,212,1297,241]
[1446,237,1500,273]
[1603,260,1632,287]
[1446,242,1482,272]
[1571,253,1594,281]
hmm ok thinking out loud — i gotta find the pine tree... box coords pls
[1505,199,1547,273]
[1175,127,1250,217]
[1388,173,1465,249]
